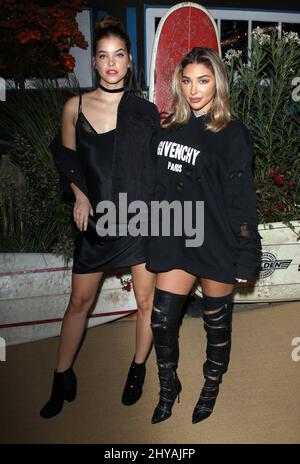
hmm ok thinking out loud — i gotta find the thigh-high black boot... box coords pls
[151,288,187,424]
[192,292,233,424]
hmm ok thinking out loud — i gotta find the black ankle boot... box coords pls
[152,369,182,424]
[192,377,220,424]
[122,358,146,406]
[40,367,77,419]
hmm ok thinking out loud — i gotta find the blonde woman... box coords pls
[146,47,261,424]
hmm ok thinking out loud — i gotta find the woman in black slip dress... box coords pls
[146,48,261,425]
[72,92,147,273]
[40,16,160,419]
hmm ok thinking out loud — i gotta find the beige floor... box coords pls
[0,302,300,444]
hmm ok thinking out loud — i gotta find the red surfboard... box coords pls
[149,2,221,119]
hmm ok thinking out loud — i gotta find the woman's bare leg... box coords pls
[200,278,234,298]
[40,271,104,418]
[130,263,156,364]
[121,263,156,405]
[56,271,104,372]
[156,269,196,295]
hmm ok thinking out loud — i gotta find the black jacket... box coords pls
[51,90,160,208]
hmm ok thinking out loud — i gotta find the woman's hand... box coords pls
[235,278,247,283]
[73,195,93,231]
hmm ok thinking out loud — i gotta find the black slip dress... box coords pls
[72,93,147,274]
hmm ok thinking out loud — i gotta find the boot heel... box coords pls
[176,377,182,403]
[65,390,76,402]
[64,371,77,402]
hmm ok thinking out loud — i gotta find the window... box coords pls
[221,20,249,62]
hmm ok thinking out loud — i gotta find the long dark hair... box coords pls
[93,16,133,87]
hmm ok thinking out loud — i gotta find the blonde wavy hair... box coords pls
[164,47,231,132]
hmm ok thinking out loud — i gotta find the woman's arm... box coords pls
[221,122,262,282]
[55,96,93,231]
[61,97,87,198]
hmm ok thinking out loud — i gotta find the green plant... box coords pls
[0,74,78,258]
[224,27,300,224]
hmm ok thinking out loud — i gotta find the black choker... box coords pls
[98,82,126,93]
